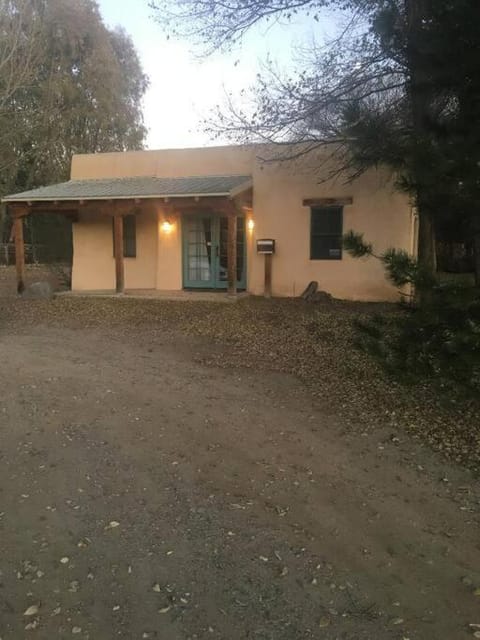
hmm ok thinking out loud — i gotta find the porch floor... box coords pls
[57,289,250,302]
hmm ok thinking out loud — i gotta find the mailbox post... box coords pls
[256,239,275,298]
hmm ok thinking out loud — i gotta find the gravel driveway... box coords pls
[0,274,479,638]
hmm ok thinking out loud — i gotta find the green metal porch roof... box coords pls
[2,174,253,203]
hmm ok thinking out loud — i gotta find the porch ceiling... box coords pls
[2,174,252,203]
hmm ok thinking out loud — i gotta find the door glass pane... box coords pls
[218,217,228,282]
[187,217,212,282]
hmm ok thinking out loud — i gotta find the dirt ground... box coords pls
[0,269,479,639]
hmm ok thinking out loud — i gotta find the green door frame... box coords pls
[182,214,247,289]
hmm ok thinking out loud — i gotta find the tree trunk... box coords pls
[474,231,480,288]
[404,0,437,285]
[417,199,436,275]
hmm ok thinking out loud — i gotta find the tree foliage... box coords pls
[343,230,435,292]
[352,286,480,392]
[344,232,480,391]
[0,0,149,259]
[0,0,43,189]
[0,0,149,196]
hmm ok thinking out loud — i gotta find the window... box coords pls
[112,214,136,258]
[310,206,343,260]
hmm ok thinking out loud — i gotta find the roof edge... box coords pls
[2,192,237,204]
[2,173,253,204]
[71,143,260,161]
[229,178,253,199]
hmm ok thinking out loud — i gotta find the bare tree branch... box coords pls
[149,0,371,53]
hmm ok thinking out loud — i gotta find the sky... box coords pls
[97,0,333,150]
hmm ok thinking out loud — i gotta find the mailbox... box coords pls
[256,239,275,254]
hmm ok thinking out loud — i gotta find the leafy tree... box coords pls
[8,0,149,193]
[0,0,43,193]
[0,0,149,259]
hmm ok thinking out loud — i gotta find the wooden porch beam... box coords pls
[9,200,138,215]
[8,196,241,217]
[164,197,236,214]
[13,210,26,294]
[227,213,237,296]
[113,214,124,294]
[10,204,80,217]
[9,204,31,219]
[82,203,140,219]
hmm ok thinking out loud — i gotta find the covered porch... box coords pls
[2,175,253,296]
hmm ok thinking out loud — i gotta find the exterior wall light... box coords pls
[247,218,255,232]
[161,220,174,234]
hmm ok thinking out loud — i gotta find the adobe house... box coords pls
[2,144,416,300]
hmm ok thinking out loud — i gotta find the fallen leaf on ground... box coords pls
[159,606,171,614]
[25,620,39,630]
[23,604,39,616]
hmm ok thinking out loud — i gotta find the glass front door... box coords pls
[182,215,246,289]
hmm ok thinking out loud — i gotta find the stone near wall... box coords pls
[300,281,333,303]
[301,281,318,300]
[310,290,333,303]
[22,281,55,299]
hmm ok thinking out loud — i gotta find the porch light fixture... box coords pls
[161,219,174,234]
[247,218,255,232]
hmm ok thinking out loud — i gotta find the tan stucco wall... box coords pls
[72,207,158,291]
[248,158,412,300]
[156,210,182,290]
[70,144,413,301]
[71,146,255,180]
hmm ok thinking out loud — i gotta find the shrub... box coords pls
[344,231,480,391]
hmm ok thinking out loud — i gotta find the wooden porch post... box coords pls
[13,210,26,294]
[264,253,272,298]
[113,214,124,294]
[227,213,237,296]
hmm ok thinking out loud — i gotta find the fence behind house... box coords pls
[0,242,70,265]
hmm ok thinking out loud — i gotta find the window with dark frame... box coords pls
[310,206,343,260]
[112,214,137,258]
